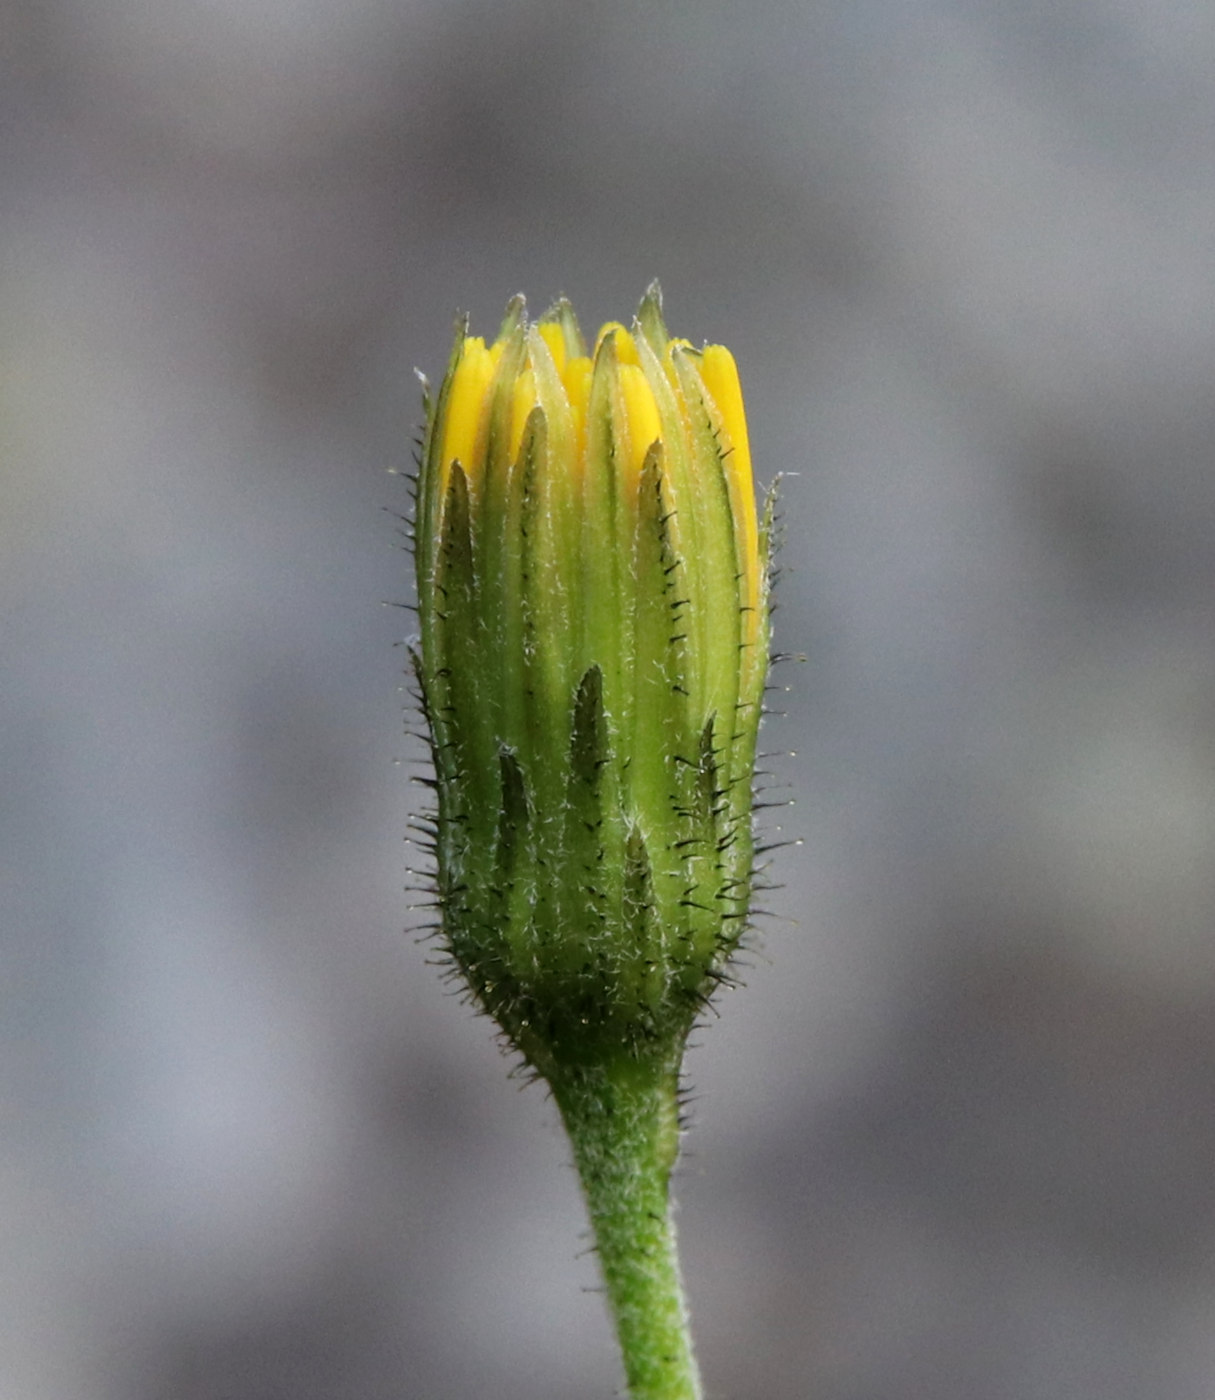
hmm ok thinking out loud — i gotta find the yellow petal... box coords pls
[595,322,640,367]
[440,337,496,492]
[563,355,594,465]
[509,366,538,465]
[617,362,661,489]
[538,322,566,374]
[698,344,758,615]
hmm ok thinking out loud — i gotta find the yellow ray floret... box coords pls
[563,355,593,464]
[509,365,538,466]
[595,322,640,366]
[538,321,567,374]
[439,336,498,495]
[616,361,662,490]
[698,343,759,622]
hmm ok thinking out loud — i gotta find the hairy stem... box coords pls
[551,1054,702,1400]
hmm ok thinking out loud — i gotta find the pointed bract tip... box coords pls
[592,323,620,368]
[634,280,669,353]
[498,294,527,340]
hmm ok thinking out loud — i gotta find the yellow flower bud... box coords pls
[412,284,772,1080]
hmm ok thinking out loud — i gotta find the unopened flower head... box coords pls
[412,284,772,1078]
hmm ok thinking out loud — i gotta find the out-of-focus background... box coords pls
[5,1,1215,1396]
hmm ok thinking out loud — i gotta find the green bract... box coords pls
[412,285,772,1084]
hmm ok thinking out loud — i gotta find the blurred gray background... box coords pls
[5,1,1215,1396]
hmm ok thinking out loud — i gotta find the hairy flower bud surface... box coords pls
[412,285,772,1080]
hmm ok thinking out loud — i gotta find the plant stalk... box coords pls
[550,1054,702,1400]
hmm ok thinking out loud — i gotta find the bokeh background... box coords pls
[6,1,1215,1396]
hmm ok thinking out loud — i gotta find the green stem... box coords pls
[550,1054,702,1400]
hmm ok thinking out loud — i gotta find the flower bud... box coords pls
[412,285,771,1079]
